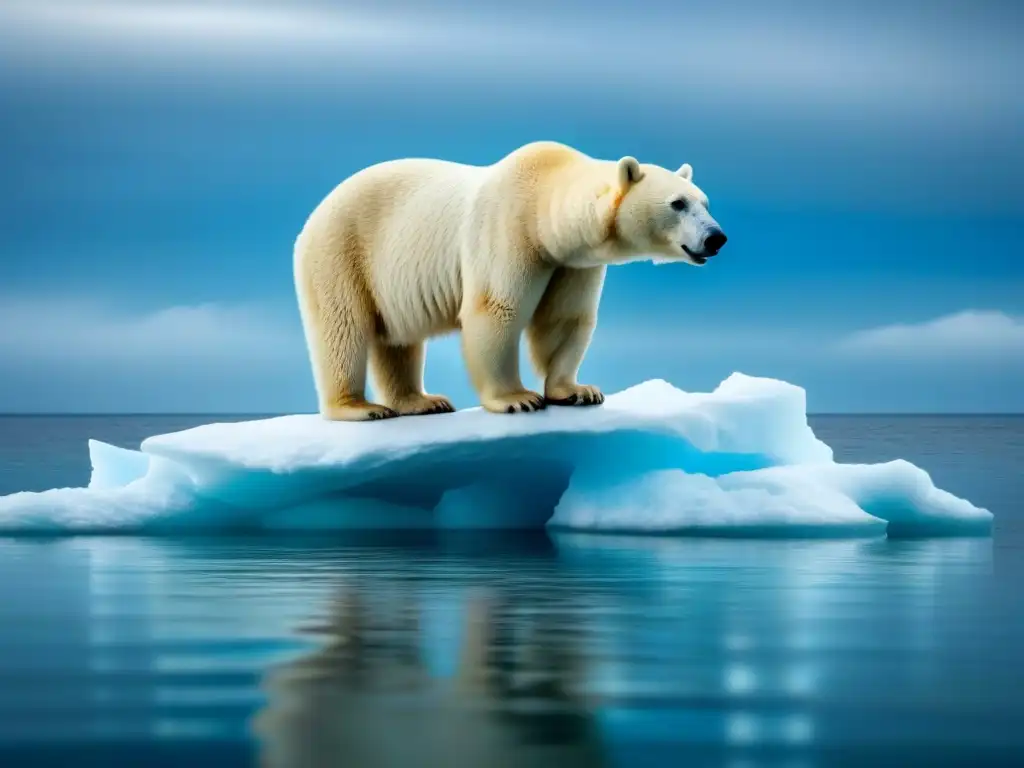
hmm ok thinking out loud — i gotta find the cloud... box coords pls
[1,0,1018,121]
[0,2,423,54]
[0,296,304,366]
[836,310,1024,359]
[1,296,1021,413]
[0,295,482,412]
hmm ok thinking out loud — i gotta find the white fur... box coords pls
[294,141,723,421]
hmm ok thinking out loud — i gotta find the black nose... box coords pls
[703,229,727,256]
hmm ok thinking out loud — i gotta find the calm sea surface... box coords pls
[0,414,1022,767]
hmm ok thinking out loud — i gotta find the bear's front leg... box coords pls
[461,291,546,414]
[527,266,607,407]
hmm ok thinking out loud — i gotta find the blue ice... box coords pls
[0,374,993,537]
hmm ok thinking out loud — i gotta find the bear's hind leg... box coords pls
[305,288,398,422]
[369,341,455,416]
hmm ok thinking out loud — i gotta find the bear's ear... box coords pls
[676,163,693,181]
[617,156,644,187]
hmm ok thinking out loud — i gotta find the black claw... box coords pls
[543,389,606,407]
[506,405,516,414]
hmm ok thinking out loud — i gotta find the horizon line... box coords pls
[1,411,1022,418]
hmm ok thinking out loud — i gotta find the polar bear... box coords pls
[294,141,726,421]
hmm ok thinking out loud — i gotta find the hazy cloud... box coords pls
[836,310,1024,359]
[0,296,303,365]
[1,0,1018,121]
[1,296,1021,412]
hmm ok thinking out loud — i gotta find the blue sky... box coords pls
[1,0,1022,413]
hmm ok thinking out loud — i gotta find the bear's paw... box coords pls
[482,390,547,415]
[391,394,457,417]
[544,383,605,407]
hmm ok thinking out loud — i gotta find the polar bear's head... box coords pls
[608,157,727,267]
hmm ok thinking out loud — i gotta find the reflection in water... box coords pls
[252,571,606,767]
[552,535,1005,764]
[0,532,1016,767]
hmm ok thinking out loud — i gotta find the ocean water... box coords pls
[0,414,1022,767]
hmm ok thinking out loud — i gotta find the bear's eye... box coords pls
[670,198,688,212]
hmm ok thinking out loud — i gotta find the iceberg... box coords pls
[0,374,992,537]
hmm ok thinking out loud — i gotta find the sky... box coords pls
[1,0,1022,413]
